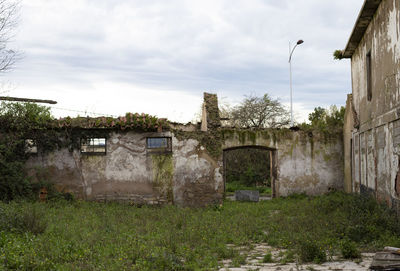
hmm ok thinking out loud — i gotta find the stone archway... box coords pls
[222,145,278,198]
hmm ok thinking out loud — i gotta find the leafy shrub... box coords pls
[0,102,55,201]
[0,202,47,234]
[262,252,273,263]
[298,240,326,263]
[340,239,361,259]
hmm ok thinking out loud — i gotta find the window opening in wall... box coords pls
[396,157,400,196]
[366,50,372,101]
[25,139,37,154]
[81,138,106,154]
[146,137,172,153]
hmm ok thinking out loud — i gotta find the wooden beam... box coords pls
[0,96,57,104]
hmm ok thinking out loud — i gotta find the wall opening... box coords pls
[366,50,372,101]
[223,146,277,198]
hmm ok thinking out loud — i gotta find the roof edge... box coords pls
[342,0,382,58]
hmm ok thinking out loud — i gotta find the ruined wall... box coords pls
[26,130,222,206]
[343,94,355,193]
[349,0,400,207]
[25,91,344,206]
[173,137,223,207]
[26,126,343,206]
[221,129,344,197]
[27,131,172,204]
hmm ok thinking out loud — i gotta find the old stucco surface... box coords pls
[26,126,343,206]
[27,131,177,204]
[221,129,343,197]
[26,91,344,206]
[345,0,400,207]
[27,130,224,207]
[173,138,223,207]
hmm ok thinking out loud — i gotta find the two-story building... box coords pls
[342,0,400,208]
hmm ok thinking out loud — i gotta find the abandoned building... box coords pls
[25,93,344,207]
[342,0,400,207]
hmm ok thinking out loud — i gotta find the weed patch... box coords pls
[340,239,361,259]
[0,192,399,270]
[298,240,326,263]
[262,252,273,263]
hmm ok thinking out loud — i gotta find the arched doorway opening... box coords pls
[223,146,277,198]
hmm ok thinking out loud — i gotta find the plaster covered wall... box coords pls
[351,0,400,128]
[25,91,344,207]
[221,129,343,197]
[26,130,222,206]
[345,0,400,207]
[26,126,343,206]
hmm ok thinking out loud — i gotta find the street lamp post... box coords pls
[288,39,304,127]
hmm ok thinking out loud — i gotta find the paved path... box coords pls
[226,195,272,201]
[219,244,374,271]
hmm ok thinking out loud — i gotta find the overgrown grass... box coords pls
[0,192,399,270]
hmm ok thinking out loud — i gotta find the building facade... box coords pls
[342,0,400,207]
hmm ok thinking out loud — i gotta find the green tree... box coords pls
[226,94,290,128]
[304,105,345,132]
[0,102,54,201]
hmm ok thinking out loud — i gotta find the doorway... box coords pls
[223,146,277,198]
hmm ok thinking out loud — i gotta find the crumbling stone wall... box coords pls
[26,128,223,207]
[25,92,344,206]
[27,131,177,204]
[220,129,343,197]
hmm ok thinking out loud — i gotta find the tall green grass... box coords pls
[0,192,399,270]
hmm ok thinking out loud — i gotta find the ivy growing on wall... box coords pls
[0,102,56,201]
[0,102,168,201]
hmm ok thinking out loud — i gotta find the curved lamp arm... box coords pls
[289,40,304,63]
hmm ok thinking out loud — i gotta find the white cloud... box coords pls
[6,0,362,123]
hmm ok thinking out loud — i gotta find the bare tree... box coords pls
[227,94,290,128]
[0,0,19,73]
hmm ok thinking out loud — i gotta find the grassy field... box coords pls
[1,192,400,270]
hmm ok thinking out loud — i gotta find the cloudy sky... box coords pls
[5,0,362,123]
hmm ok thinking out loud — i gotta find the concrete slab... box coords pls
[235,190,259,202]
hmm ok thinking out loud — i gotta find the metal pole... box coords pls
[288,39,303,127]
[289,43,293,127]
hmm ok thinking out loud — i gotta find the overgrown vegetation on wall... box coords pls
[0,102,168,201]
[0,102,55,201]
[56,113,167,131]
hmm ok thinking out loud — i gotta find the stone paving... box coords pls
[219,244,374,271]
[226,195,272,201]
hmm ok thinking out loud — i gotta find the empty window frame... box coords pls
[366,50,372,101]
[81,138,106,154]
[25,139,38,154]
[146,137,172,153]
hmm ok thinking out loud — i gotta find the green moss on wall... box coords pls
[152,154,174,203]
[174,127,342,162]
[309,135,314,160]
[323,152,333,162]
[221,129,235,140]
[173,130,222,159]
